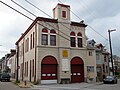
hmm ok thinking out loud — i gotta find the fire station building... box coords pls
[16,3,97,84]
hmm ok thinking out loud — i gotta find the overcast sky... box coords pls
[0,0,120,58]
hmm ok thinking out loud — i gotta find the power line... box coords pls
[0,1,104,66]
[11,0,37,17]
[24,0,51,18]
[11,0,71,38]
[13,0,95,59]
[11,0,87,47]
[1,0,87,49]
[58,0,120,55]
[24,0,87,39]
[0,1,33,21]
[24,0,120,56]
[77,0,97,20]
[24,0,72,30]
[0,0,89,60]
[0,1,70,43]
[11,0,71,40]
[58,0,108,41]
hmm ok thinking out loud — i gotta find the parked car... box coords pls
[0,73,10,82]
[103,75,117,84]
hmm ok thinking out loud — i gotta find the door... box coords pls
[41,56,58,84]
[71,57,84,83]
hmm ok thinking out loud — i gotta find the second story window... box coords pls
[42,34,48,45]
[50,35,56,46]
[70,31,76,47]
[41,28,48,45]
[77,32,82,47]
[78,38,82,47]
[70,31,83,48]
[70,37,75,47]
[41,28,56,46]
[50,29,56,46]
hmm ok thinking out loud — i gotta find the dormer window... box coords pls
[62,11,66,18]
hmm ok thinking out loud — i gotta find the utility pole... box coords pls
[108,29,116,75]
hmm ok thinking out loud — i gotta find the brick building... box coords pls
[16,3,97,84]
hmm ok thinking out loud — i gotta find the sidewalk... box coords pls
[11,78,103,89]
[11,78,33,88]
[32,82,103,90]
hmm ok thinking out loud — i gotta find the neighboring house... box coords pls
[102,49,110,77]
[95,43,104,81]
[0,54,10,73]
[0,50,16,75]
[15,3,97,84]
[95,43,110,81]
[87,39,97,83]
[8,49,16,78]
[113,55,120,75]
[0,57,5,72]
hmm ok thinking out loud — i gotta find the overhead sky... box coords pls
[0,0,120,58]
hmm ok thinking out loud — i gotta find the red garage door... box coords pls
[71,57,84,83]
[41,56,58,84]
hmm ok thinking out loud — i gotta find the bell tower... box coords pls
[53,3,70,22]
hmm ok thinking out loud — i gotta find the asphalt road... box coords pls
[31,80,120,90]
[0,80,120,90]
[0,81,31,90]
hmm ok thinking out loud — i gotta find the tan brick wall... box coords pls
[17,4,97,83]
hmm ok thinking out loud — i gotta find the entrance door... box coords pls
[71,57,84,83]
[41,56,58,84]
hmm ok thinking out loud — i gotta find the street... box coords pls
[0,81,31,90]
[0,80,120,90]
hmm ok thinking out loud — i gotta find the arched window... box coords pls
[50,29,56,34]
[70,31,76,47]
[50,29,56,46]
[70,31,75,36]
[77,32,82,36]
[41,28,48,45]
[42,28,48,33]
[77,32,82,47]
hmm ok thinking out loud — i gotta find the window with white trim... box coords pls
[70,32,83,48]
[41,28,56,46]
[87,66,94,72]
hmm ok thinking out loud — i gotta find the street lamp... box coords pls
[108,29,116,75]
